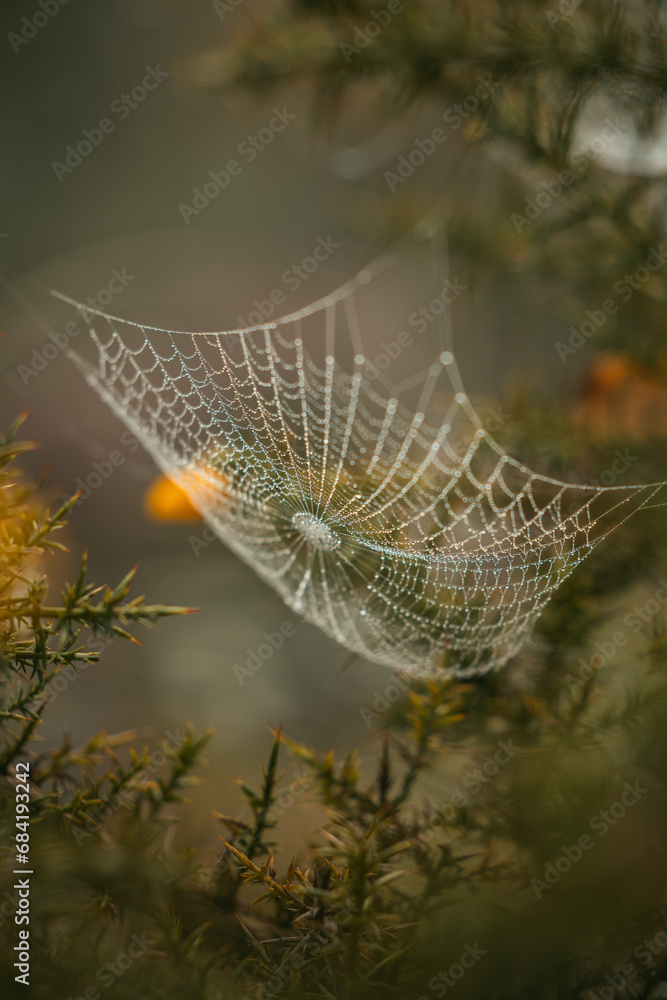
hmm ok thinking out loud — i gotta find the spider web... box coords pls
[53,232,664,678]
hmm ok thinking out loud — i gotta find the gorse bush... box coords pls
[194,0,667,365]
[4,1,667,996]
[1,412,667,1000]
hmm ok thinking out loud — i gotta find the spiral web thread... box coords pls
[54,235,664,677]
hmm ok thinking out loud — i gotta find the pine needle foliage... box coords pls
[1,419,667,999]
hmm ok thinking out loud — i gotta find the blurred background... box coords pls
[6,4,667,1000]
[1,0,662,856]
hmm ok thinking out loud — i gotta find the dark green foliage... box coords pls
[3,2,667,996]
[2,416,667,999]
[193,0,667,365]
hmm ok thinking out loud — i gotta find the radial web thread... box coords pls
[54,237,664,677]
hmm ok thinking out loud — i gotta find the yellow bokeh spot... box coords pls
[143,475,202,522]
